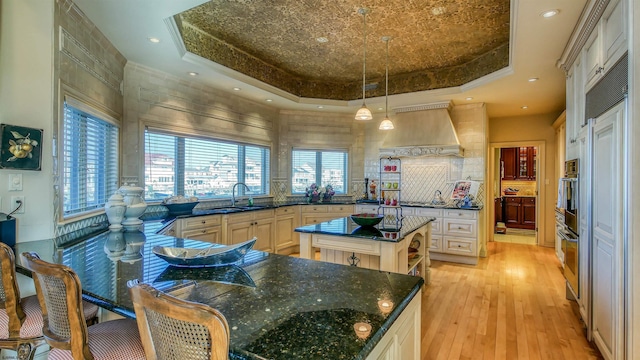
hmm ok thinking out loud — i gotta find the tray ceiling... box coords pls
[175,0,510,101]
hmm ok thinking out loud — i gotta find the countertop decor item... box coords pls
[162,201,199,216]
[350,213,384,227]
[105,192,126,229]
[152,237,256,267]
[119,184,147,230]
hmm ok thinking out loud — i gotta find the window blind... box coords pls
[145,129,270,200]
[63,103,119,217]
[291,150,348,194]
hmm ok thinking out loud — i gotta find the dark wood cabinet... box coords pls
[503,196,536,230]
[501,147,536,181]
[494,197,503,223]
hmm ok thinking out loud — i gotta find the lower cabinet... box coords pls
[225,209,275,252]
[504,196,536,230]
[176,215,223,244]
[274,206,299,255]
[300,204,354,225]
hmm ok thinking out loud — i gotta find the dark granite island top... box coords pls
[13,220,423,360]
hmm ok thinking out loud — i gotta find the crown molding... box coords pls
[393,101,453,113]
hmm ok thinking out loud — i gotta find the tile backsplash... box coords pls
[501,180,536,196]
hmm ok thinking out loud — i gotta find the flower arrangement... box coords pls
[323,184,335,201]
[305,183,335,203]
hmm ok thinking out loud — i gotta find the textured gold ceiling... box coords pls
[176,0,510,101]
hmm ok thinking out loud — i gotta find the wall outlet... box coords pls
[11,196,24,214]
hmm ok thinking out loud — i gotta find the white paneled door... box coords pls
[590,101,624,360]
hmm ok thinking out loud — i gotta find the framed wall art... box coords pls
[0,124,43,171]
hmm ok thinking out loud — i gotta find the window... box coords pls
[291,150,348,194]
[62,102,119,218]
[144,129,270,200]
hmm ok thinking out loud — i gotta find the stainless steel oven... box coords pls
[562,159,579,235]
[560,225,579,296]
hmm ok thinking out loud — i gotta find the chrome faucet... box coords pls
[231,182,250,207]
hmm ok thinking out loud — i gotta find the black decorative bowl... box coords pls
[350,213,384,227]
[163,202,199,216]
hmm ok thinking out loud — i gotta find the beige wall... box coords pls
[489,112,561,247]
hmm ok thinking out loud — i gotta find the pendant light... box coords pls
[379,36,394,130]
[355,8,373,121]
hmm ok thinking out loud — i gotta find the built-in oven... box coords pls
[562,159,579,235]
[561,158,579,297]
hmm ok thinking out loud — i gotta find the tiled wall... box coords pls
[501,180,536,196]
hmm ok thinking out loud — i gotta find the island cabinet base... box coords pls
[366,291,422,360]
[299,222,431,285]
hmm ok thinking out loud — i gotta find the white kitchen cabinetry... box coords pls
[355,204,379,214]
[365,293,421,360]
[176,215,223,244]
[566,57,584,159]
[589,103,624,360]
[405,207,480,265]
[225,209,275,252]
[300,204,353,225]
[274,206,299,255]
[584,0,627,91]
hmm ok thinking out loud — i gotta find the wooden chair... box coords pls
[20,252,145,360]
[128,281,230,360]
[0,242,46,360]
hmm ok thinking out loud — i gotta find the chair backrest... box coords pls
[128,282,230,360]
[0,242,26,338]
[20,252,92,360]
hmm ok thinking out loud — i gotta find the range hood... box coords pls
[379,101,464,157]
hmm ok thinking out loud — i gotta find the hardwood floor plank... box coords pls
[422,242,603,360]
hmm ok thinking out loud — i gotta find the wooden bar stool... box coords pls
[21,252,145,360]
[128,280,230,360]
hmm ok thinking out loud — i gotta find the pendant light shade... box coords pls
[355,8,372,121]
[379,36,394,130]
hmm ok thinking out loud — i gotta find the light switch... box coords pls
[9,174,22,191]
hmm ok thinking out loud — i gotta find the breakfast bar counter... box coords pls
[12,218,423,360]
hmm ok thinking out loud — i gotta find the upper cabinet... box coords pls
[501,147,536,181]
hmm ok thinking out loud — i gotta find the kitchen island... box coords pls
[295,215,434,285]
[13,217,424,360]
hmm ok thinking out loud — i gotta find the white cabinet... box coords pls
[355,204,379,214]
[176,215,223,244]
[566,56,584,160]
[225,209,275,252]
[584,0,627,91]
[274,206,299,255]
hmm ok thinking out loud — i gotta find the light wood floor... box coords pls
[421,241,602,360]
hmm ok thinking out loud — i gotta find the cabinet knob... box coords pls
[201,230,206,233]
[458,226,463,230]
[457,245,462,247]
[201,220,206,224]
[458,213,463,216]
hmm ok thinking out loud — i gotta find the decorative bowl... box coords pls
[350,213,384,227]
[152,237,256,267]
[163,201,199,216]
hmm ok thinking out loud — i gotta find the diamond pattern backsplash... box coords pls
[403,164,450,202]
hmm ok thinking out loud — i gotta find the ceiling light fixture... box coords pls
[465,97,473,100]
[265,99,273,102]
[528,77,539,82]
[379,36,394,130]
[355,8,373,121]
[521,105,529,109]
[233,87,241,91]
[317,105,324,109]
[541,9,559,18]
[148,37,160,43]
[188,72,198,76]
[316,37,329,43]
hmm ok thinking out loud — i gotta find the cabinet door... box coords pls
[601,0,626,74]
[500,148,517,180]
[584,29,602,91]
[275,215,296,250]
[253,218,274,252]
[521,198,536,229]
[504,197,520,227]
[494,198,503,223]
[528,147,537,180]
[517,147,529,180]
[227,220,254,246]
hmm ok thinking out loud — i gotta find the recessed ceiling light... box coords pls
[232,87,241,91]
[148,37,160,43]
[317,105,324,109]
[431,6,446,16]
[521,106,529,109]
[265,99,273,102]
[188,72,198,76]
[316,37,329,43]
[377,107,384,111]
[465,97,473,101]
[541,9,559,18]
[528,77,539,82]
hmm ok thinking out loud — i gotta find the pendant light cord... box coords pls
[362,9,367,104]
[385,38,389,118]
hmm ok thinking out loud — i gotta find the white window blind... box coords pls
[145,129,270,200]
[63,102,119,217]
[291,150,348,194]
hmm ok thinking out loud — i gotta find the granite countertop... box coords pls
[294,215,435,242]
[13,217,423,360]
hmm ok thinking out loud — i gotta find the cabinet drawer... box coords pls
[301,205,328,213]
[430,218,442,234]
[412,208,443,218]
[443,237,477,256]
[253,209,274,220]
[181,227,221,244]
[356,205,379,214]
[226,212,253,224]
[181,215,221,230]
[443,209,477,220]
[521,197,536,205]
[429,235,443,252]
[275,206,297,216]
[504,197,521,204]
[443,219,477,238]
[328,205,353,213]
